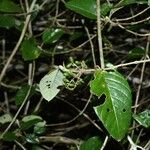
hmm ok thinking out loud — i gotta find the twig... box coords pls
[60,98,103,132]
[46,94,92,127]
[116,7,150,21]
[0,86,32,138]
[100,136,109,150]
[39,136,81,145]
[144,140,150,150]
[131,36,150,138]
[15,140,27,150]
[117,23,150,37]
[60,58,150,74]
[128,136,145,150]
[96,0,105,69]
[0,0,37,84]
[118,16,150,25]
[84,26,96,67]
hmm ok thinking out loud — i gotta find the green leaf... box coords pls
[0,0,21,13]
[25,134,39,144]
[20,38,41,61]
[2,132,17,141]
[80,136,103,150]
[42,28,64,44]
[34,121,46,134]
[133,109,150,128]
[128,48,145,60]
[65,0,97,19]
[20,115,43,130]
[69,32,83,42]
[0,114,12,124]
[39,68,64,101]
[101,3,113,17]
[15,85,36,106]
[0,15,15,29]
[66,0,113,19]
[90,70,132,141]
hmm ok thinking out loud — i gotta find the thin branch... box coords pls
[97,0,105,69]
[100,136,109,150]
[0,86,32,138]
[60,58,150,74]
[0,0,37,84]
[39,136,81,145]
[15,140,27,150]
[117,16,150,25]
[46,94,93,127]
[131,36,150,138]
[116,6,150,21]
[84,26,97,67]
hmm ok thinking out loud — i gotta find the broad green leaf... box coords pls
[20,115,43,130]
[0,0,21,13]
[2,132,17,141]
[0,114,12,124]
[66,0,112,19]
[80,136,103,150]
[128,48,145,60]
[20,38,41,61]
[42,28,64,44]
[39,68,64,101]
[133,109,150,128]
[15,85,36,106]
[90,70,132,141]
[65,0,97,19]
[0,15,15,29]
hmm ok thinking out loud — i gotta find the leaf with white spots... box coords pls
[39,68,64,101]
[90,70,132,141]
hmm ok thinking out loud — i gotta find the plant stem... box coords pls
[0,0,37,85]
[97,0,104,69]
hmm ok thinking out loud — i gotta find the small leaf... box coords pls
[34,121,46,134]
[26,134,39,144]
[39,68,64,101]
[65,0,97,19]
[15,85,36,106]
[42,28,64,44]
[2,132,17,141]
[69,32,83,42]
[80,136,103,150]
[20,38,41,61]
[133,109,150,128]
[0,114,12,124]
[0,0,21,13]
[0,15,15,29]
[20,115,43,130]
[128,48,145,60]
[90,70,132,141]
[101,3,113,17]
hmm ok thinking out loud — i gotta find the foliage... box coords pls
[90,70,132,141]
[0,0,149,149]
[133,109,150,128]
